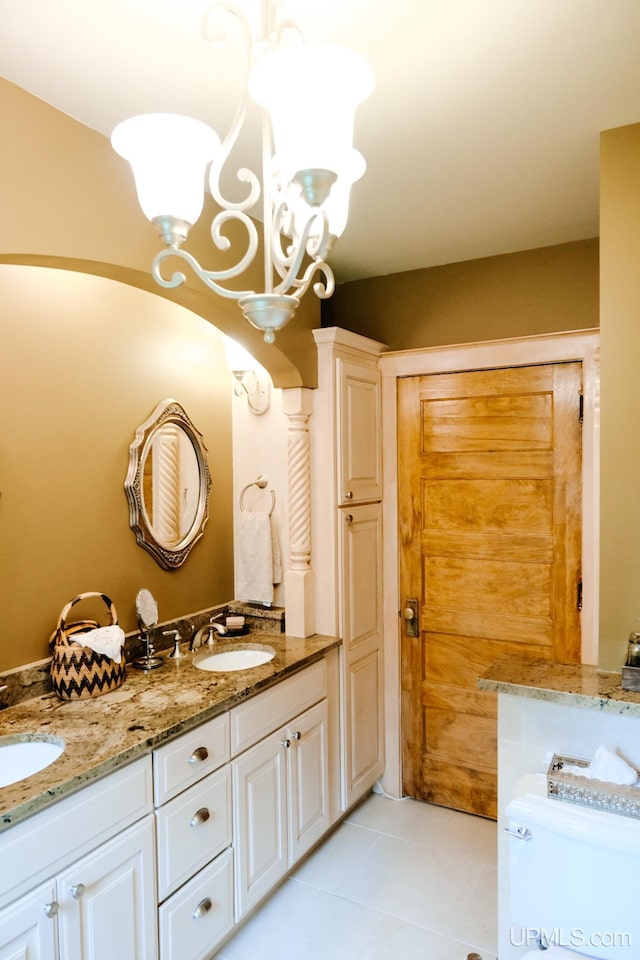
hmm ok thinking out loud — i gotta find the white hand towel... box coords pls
[77,624,125,664]
[588,745,638,786]
[271,516,282,586]
[236,512,275,605]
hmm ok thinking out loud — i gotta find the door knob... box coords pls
[403,598,419,637]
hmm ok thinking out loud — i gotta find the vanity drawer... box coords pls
[230,658,327,756]
[153,713,230,805]
[155,765,232,901]
[158,848,234,960]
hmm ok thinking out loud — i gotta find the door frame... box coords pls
[379,329,600,799]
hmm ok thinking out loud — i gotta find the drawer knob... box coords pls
[189,807,211,828]
[192,897,213,920]
[188,746,209,765]
[344,490,353,500]
[70,884,85,900]
[43,901,59,919]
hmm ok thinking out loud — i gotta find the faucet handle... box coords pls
[164,630,186,659]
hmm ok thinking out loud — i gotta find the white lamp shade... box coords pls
[111,113,220,225]
[223,335,257,374]
[249,43,374,176]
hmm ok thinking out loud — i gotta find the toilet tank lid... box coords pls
[506,790,640,853]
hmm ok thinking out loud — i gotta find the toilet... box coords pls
[506,780,640,958]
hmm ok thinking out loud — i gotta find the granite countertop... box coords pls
[479,658,640,718]
[0,632,340,832]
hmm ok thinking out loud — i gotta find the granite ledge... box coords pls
[479,658,640,718]
[0,631,340,832]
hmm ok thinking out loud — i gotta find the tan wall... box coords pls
[324,239,599,349]
[0,265,234,672]
[599,122,640,670]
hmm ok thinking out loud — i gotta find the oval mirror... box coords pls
[125,399,212,569]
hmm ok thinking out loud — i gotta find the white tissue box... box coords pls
[547,754,640,820]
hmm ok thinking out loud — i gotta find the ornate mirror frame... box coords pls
[125,398,212,570]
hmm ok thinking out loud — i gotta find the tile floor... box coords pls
[215,790,498,960]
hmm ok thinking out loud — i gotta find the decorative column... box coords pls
[281,386,315,637]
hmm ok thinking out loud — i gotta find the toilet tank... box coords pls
[506,789,640,958]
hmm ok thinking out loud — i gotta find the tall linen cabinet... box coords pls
[312,327,385,810]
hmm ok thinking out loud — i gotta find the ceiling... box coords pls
[2,0,640,284]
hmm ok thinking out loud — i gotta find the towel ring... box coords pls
[240,475,276,517]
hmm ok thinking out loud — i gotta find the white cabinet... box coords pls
[153,712,234,960]
[0,761,156,960]
[0,880,56,960]
[231,663,331,919]
[339,503,385,808]
[55,817,156,960]
[158,848,234,960]
[336,356,382,505]
[313,327,386,813]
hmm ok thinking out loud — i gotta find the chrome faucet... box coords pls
[190,617,227,652]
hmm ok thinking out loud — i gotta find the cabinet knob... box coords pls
[281,738,291,749]
[290,731,302,741]
[189,807,211,828]
[43,901,59,919]
[345,514,353,524]
[344,490,353,500]
[188,746,209,765]
[192,897,213,920]
[70,884,85,900]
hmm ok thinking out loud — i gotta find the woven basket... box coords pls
[50,592,126,701]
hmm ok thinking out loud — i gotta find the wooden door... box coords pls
[398,363,583,818]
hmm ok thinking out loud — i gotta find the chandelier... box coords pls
[111,0,374,344]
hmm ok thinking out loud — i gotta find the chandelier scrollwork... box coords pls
[111,0,373,344]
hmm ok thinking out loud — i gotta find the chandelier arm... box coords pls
[272,207,331,296]
[209,209,260,279]
[151,245,255,301]
[287,259,335,302]
[273,18,304,46]
[204,3,261,212]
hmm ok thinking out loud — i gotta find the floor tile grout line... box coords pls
[285,876,494,956]
[332,823,498,870]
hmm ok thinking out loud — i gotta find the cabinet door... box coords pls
[56,816,157,960]
[339,503,385,809]
[336,357,382,505]
[0,881,57,960]
[232,732,288,919]
[287,699,330,865]
[344,648,384,808]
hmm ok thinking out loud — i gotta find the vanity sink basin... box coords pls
[0,736,65,788]
[193,644,276,673]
